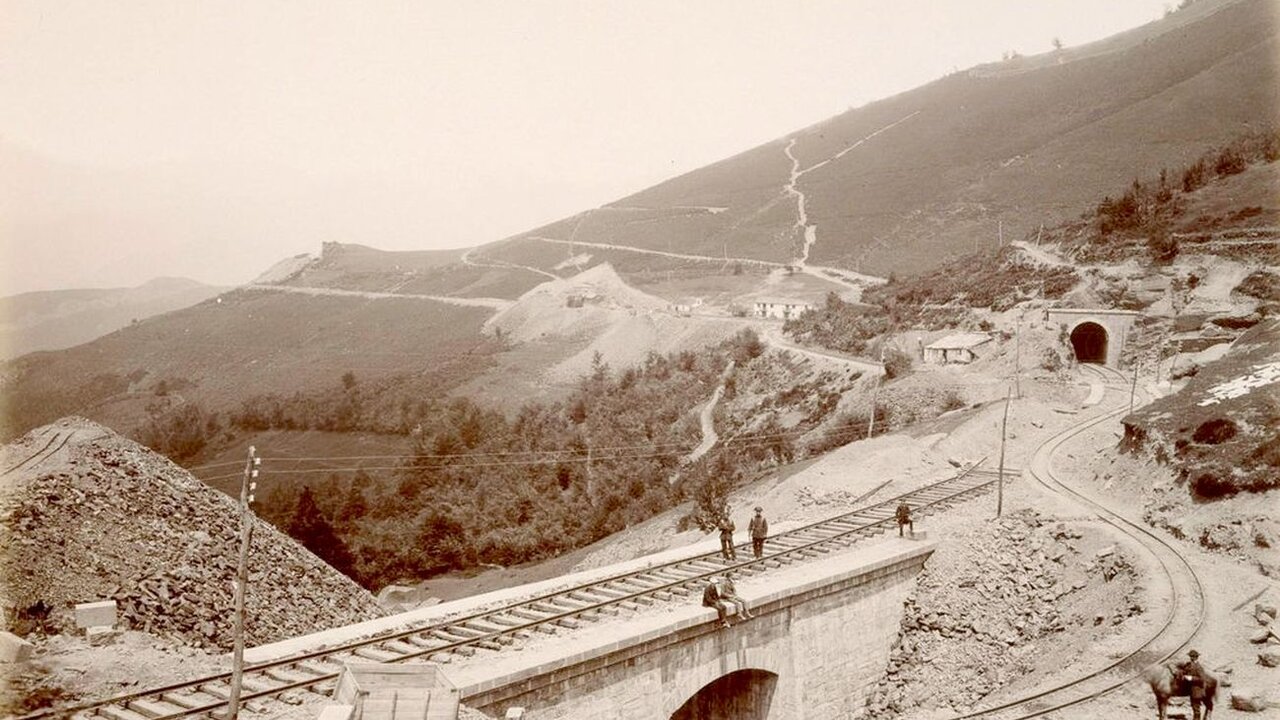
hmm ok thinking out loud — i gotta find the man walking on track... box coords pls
[748,506,769,559]
[896,501,913,537]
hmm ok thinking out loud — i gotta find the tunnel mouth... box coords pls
[671,669,778,720]
[1070,321,1108,364]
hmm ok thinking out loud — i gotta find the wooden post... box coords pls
[996,388,1011,518]
[868,347,886,438]
[1129,361,1139,415]
[1014,315,1022,400]
[227,445,258,720]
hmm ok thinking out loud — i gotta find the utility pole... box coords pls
[998,219,1004,249]
[1014,315,1022,399]
[1129,361,1140,415]
[227,446,260,720]
[867,347,887,439]
[996,387,1011,518]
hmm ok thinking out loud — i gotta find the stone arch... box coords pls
[669,669,780,720]
[1069,321,1108,364]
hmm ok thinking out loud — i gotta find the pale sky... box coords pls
[1,1,1172,294]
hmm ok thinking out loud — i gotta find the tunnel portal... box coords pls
[1070,321,1108,364]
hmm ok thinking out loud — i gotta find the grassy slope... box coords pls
[1,288,496,438]
[479,0,1276,278]
[0,279,224,359]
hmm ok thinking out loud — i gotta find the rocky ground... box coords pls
[868,509,1143,718]
[0,418,386,715]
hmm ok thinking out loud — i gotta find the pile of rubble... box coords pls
[866,510,1142,717]
[1,420,385,651]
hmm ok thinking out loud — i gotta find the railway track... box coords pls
[947,375,1206,720]
[0,428,74,478]
[30,460,1010,720]
[1078,362,1129,388]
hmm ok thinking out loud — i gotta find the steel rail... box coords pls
[942,380,1206,720]
[1,430,71,477]
[35,460,1003,720]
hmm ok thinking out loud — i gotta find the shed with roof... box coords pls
[924,333,992,364]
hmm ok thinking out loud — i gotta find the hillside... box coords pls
[0,286,499,440]
[1122,319,1280,497]
[0,277,224,360]
[468,0,1276,279]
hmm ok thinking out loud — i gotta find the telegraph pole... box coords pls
[867,347,887,438]
[1014,315,1022,399]
[1129,362,1140,416]
[227,446,260,720]
[996,387,1012,518]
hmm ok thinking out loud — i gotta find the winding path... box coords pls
[783,111,922,269]
[461,246,560,281]
[247,283,512,311]
[683,360,735,468]
[529,236,786,269]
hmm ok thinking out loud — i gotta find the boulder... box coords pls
[75,599,117,629]
[1230,691,1269,712]
[0,631,34,663]
[1258,651,1280,668]
[86,625,119,647]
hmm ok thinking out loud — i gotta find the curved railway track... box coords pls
[30,460,1009,720]
[0,429,74,478]
[946,372,1206,720]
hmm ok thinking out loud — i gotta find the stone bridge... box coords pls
[1045,307,1140,368]
[452,540,933,719]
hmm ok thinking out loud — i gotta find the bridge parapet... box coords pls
[453,539,935,719]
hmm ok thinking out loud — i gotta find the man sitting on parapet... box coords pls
[702,577,733,629]
[719,572,753,620]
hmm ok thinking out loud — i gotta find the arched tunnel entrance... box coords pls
[670,669,779,720]
[1070,321,1108,365]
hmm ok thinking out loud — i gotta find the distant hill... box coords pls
[0,277,224,359]
[474,0,1277,278]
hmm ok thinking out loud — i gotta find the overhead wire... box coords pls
[190,420,884,482]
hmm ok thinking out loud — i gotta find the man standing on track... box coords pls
[748,506,768,559]
[718,510,737,561]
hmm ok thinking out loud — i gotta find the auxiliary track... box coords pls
[945,372,1206,720]
[32,461,1009,720]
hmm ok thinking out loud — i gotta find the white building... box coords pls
[753,298,814,320]
[924,333,992,364]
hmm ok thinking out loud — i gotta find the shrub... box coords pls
[882,348,914,380]
[1192,418,1238,444]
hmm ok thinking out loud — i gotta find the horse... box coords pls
[1146,664,1217,720]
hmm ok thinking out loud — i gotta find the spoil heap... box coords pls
[866,510,1142,717]
[1,418,384,650]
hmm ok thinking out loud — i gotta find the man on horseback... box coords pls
[1149,648,1216,720]
[1178,649,1207,718]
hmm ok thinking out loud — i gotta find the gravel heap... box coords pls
[1,419,385,650]
[866,509,1142,717]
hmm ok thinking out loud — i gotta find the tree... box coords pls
[288,486,357,578]
[135,402,212,462]
[1052,37,1063,51]
[341,371,357,391]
